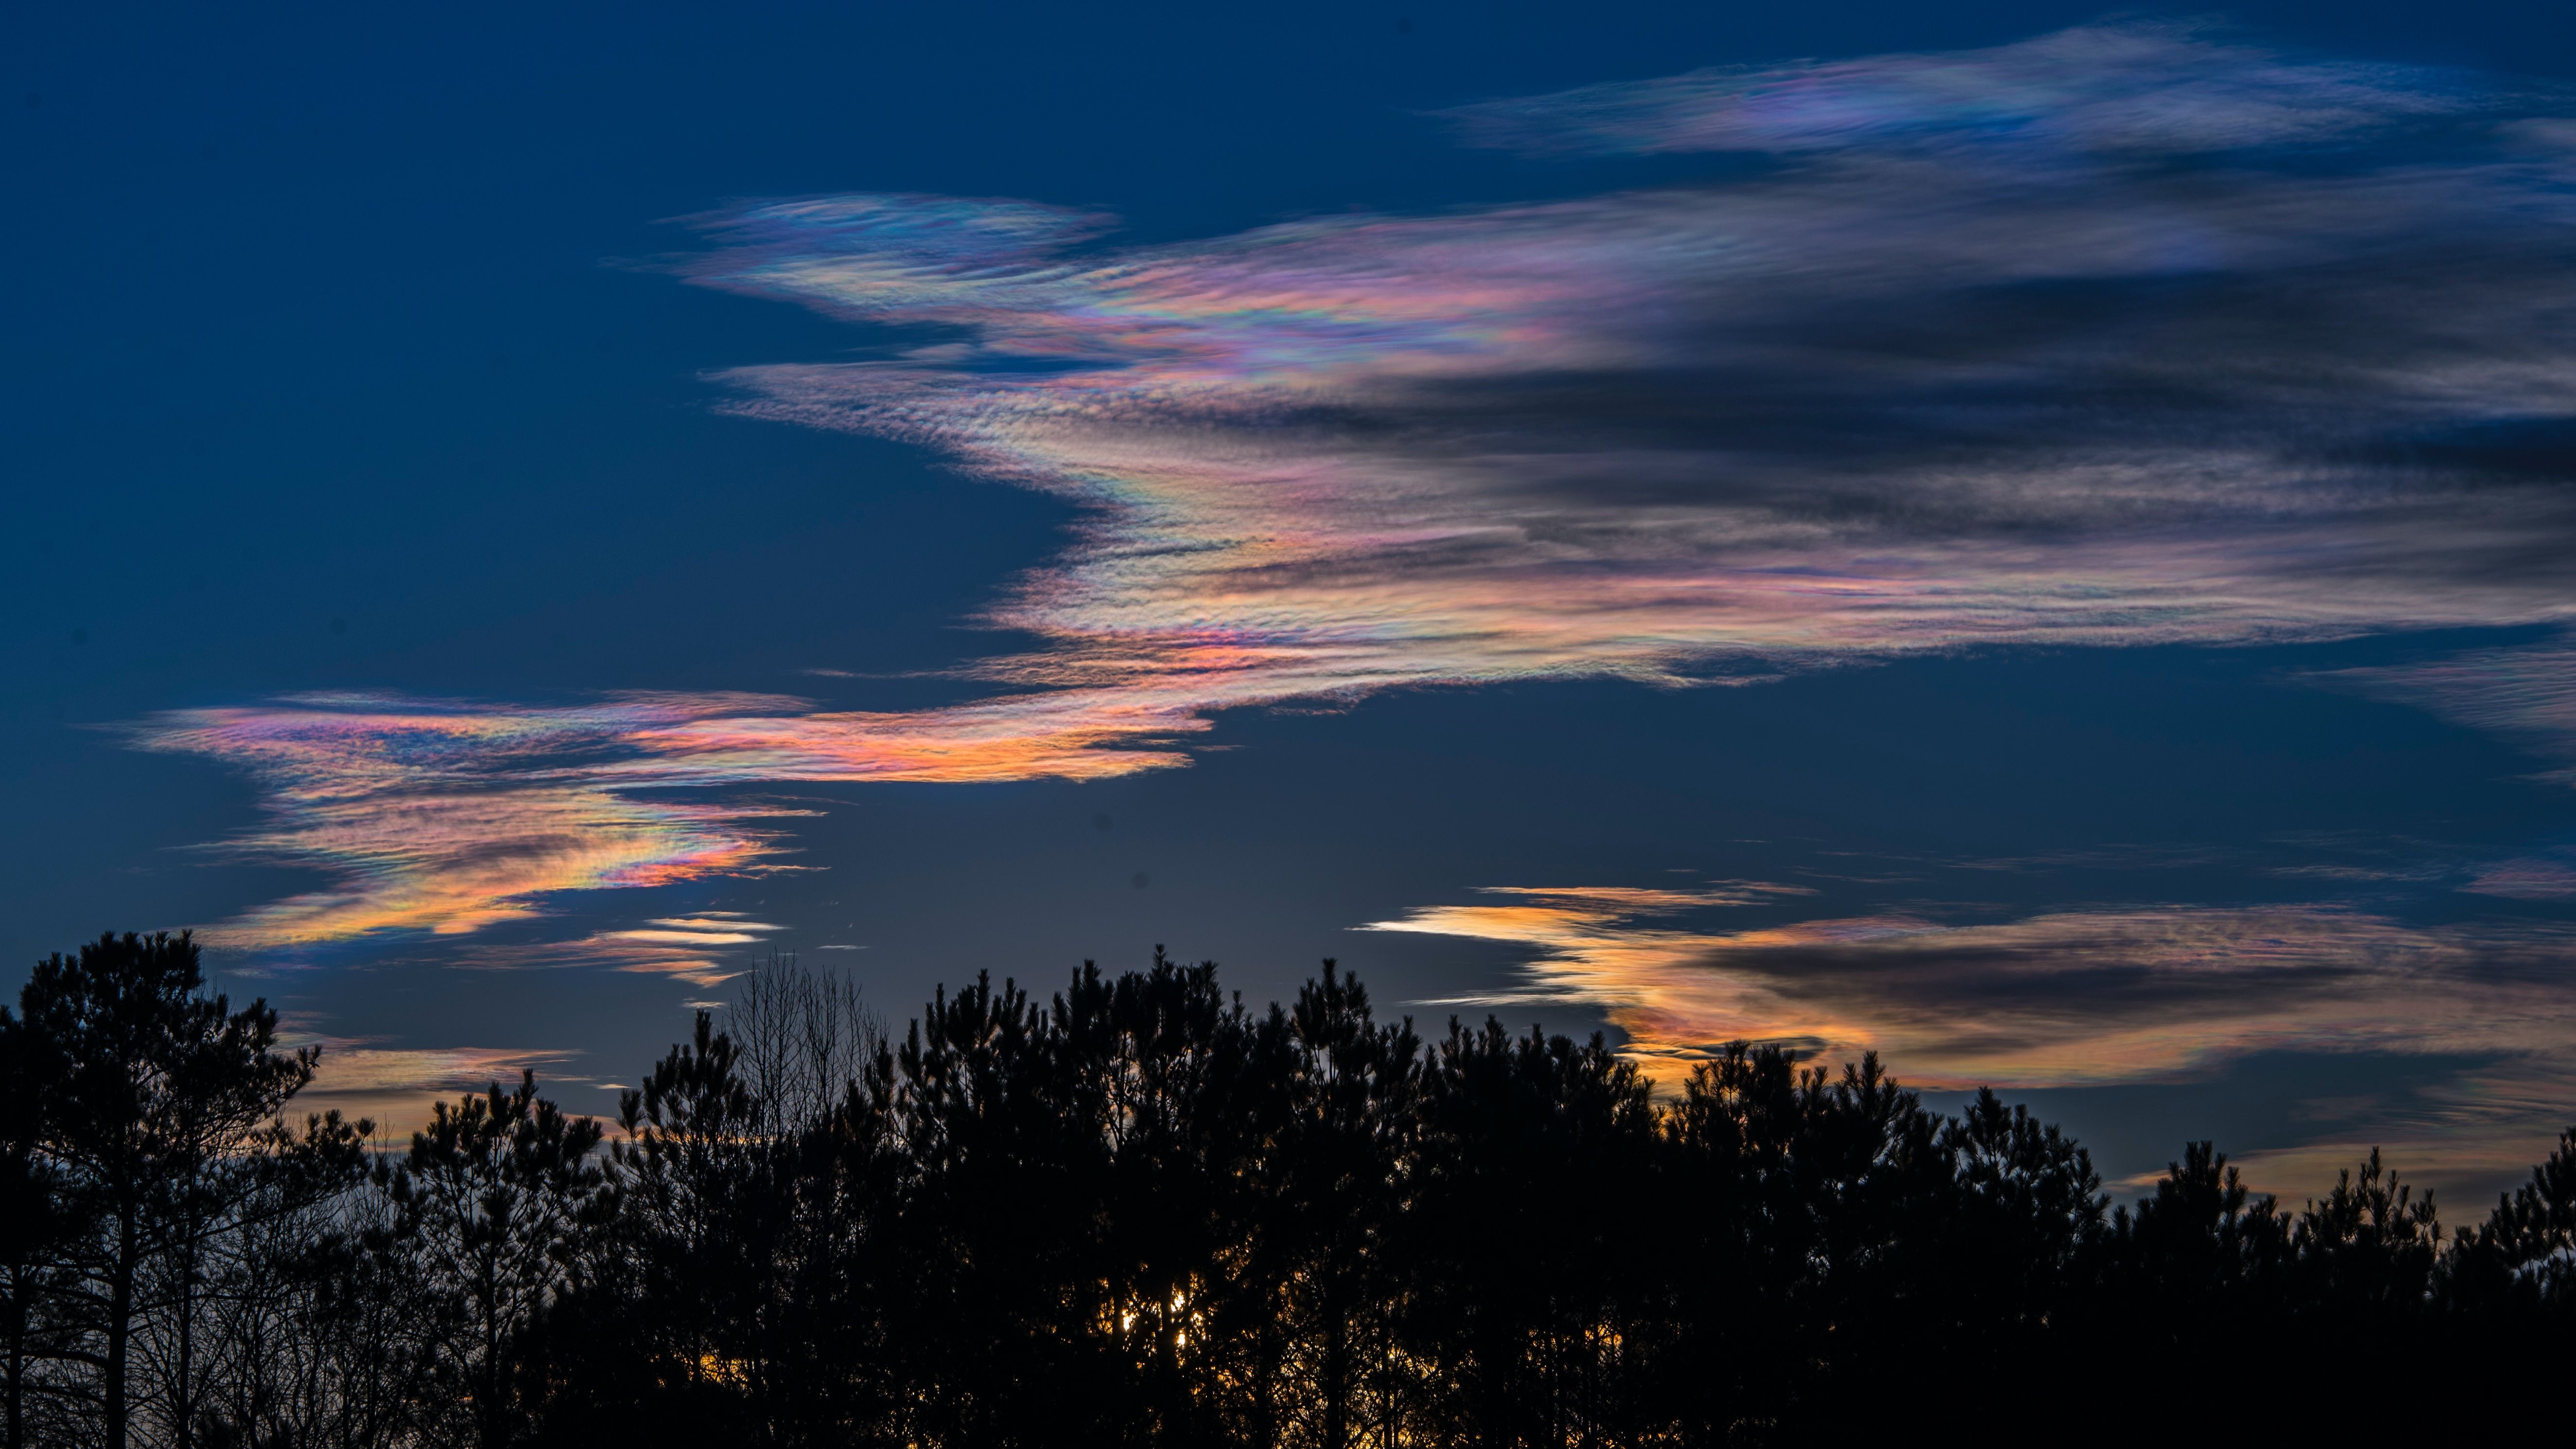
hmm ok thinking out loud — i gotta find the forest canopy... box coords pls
[5,930,2574,1448]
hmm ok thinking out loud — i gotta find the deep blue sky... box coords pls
[9,0,2576,1201]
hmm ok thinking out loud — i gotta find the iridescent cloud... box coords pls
[697,23,2576,694]
[1363,888,2576,1191]
[1364,890,2576,1083]
[139,23,2576,948]
[453,912,790,988]
[132,693,1187,948]
[1437,23,2500,157]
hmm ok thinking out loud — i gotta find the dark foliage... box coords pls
[8,938,2573,1447]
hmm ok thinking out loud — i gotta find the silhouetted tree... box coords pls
[14,931,313,1449]
[1402,1018,1657,1446]
[182,1110,376,1449]
[1273,960,1419,1449]
[2112,1141,2291,1299]
[2290,1146,2442,1312]
[729,952,877,1140]
[394,1073,606,1449]
[604,1014,777,1430]
[2458,1126,2576,1312]
[17,930,2576,1446]
[0,1007,85,1449]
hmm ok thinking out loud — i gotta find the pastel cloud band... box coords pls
[133,693,1188,948]
[1365,890,2576,1086]
[133,23,2576,949]
[1363,888,2576,1193]
[690,22,2576,721]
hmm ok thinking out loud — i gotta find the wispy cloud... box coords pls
[2461,853,2576,901]
[284,1035,588,1136]
[1364,890,2576,1085]
[130,693,1183,948]
[1363,888,2576,1190]
[2218,1055,2576,1202]
[2316,636,2576,780]
[1437,23,2501,157]
[135,23,2576,948]
[699,25,2576,692]
[451,911,790,986]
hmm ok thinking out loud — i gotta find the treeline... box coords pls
[5,931,2576,1448]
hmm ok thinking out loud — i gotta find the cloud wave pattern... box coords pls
[1365,888,2576,1189]
[138,23,2576,947]
[134,694,1185,948]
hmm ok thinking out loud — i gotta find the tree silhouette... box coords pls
[14,931,2576,1445]
[182,1109,376,1449]
[1401,1018,1655,1446]
[2291,1146,2442,1311]
[0,1006,84,1449]
[12,932,313,1449]
[393,1073,606,1449]
[2459,1126,2576,1308]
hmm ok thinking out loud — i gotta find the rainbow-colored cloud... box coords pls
[135,23,2576,948]
[133,692,1188,948]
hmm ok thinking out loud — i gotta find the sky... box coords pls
[8,0,2576,1205]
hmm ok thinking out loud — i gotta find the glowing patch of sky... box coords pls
[276,1030,588,1138]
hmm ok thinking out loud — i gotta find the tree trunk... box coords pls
[173,1228,195,1449]
[105,1213,134,1449]
[1322,1296,1348,1449]
[478,1250,504,1449]
[5,1261,25,1449]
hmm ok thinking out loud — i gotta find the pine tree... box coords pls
[14,931,313,1449]
[394,1073,607,1449]
[0,1007,84,1449]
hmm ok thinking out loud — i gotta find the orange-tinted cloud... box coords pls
[1367,892,2576,1083]
[135,24,2576,948]
[130,694,1185,948]
[1365,888,2576,1194]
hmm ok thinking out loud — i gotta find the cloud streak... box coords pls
[1364,890,2576,1085]
[136,22,2576,947]
[1437,23,2502,158]
[277,1033,588,1136]
[1364,887,2576,1191]
[131,693,1186,948]
[2318,636,2576,781]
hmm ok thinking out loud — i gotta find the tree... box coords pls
[2460,1125,2576,1309]
[2111,1140,2290,1302]
[0,1008,84,1449]
[522,959,901,1449]
[2290,1146,2441,1312]
[1402,1018,1657,1447]
[15,931,313,1449]
[21,932,2576,1443]
[877,969,1098,1448]
[394,1073,607,1449]
[605,1015,773,1429]
[1275,961,1419,1449]
[180,1109,377,1449]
